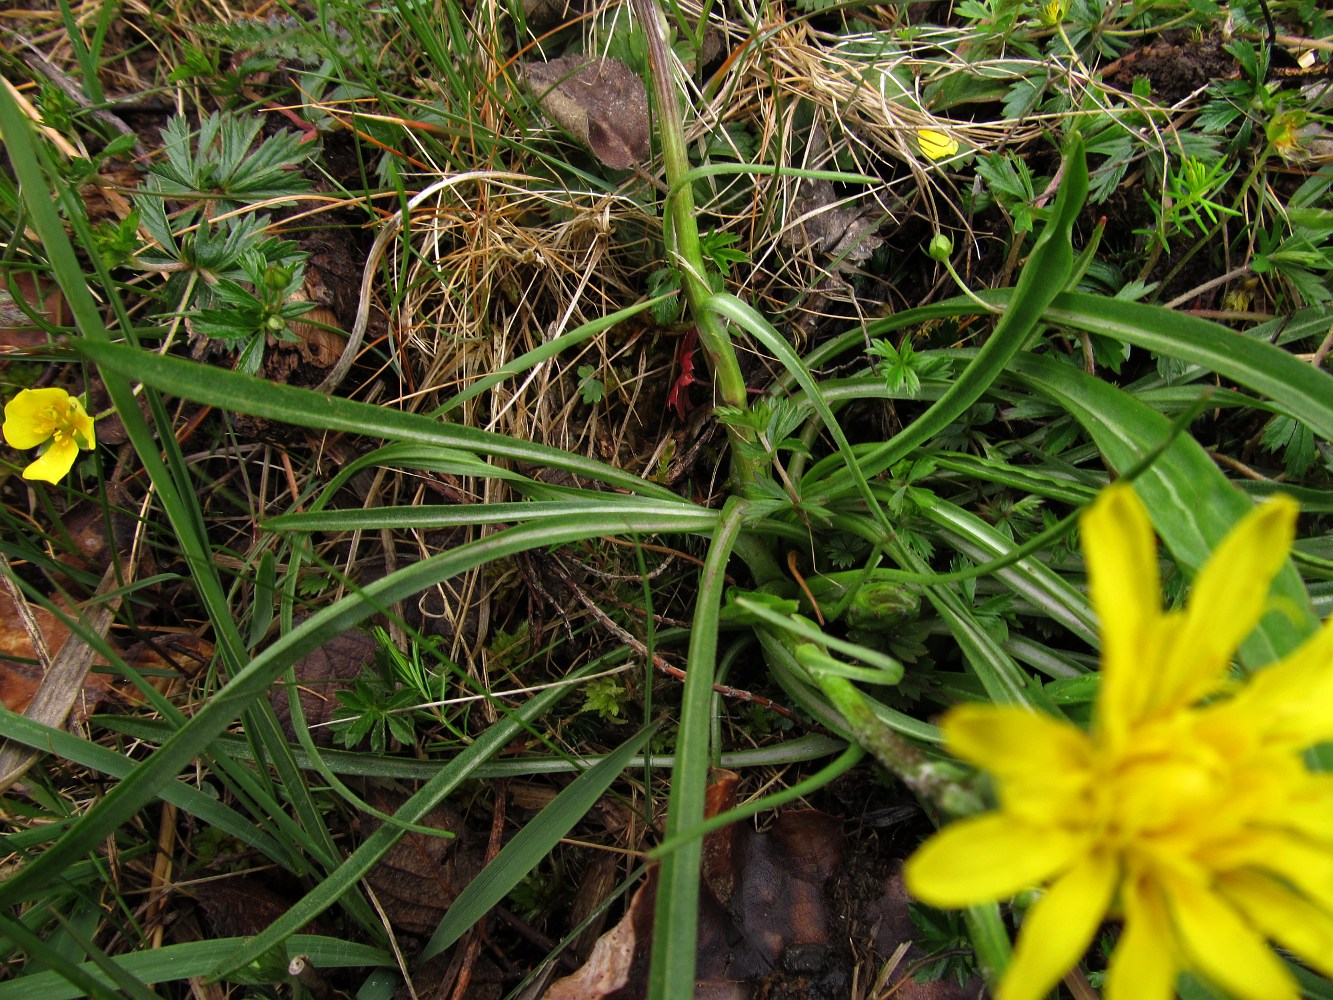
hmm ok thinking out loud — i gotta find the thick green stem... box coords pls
[631,0,747,414]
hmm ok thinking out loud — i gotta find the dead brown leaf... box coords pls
[522,57,650,170]
[269,625,377,744]
[0,588,110,719]
[361,788,483,937]
[544,772,986,1000]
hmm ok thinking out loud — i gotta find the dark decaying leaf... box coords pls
[361,788,483,937]
[544,772,985,999]
[269,624,377,744]
[522,57,650,170]
[190,876,321,939]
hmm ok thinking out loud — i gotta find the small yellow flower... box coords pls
[918,128,959,161]
[3,387,96,483]
[905,484,1333,1000]
[1038,0,1069,25]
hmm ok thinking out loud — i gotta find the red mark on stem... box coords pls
[666,326,698,421]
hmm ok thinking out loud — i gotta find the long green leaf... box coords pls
[0,77,336,887]
[804,134,1088,494]
[648,498,746,1000]
[210,656,604,978]
[919,498,1097,644]
[1008,352,1317,663]
[0,512,716,909]
[0,711,281,858]
[0,936,391,1000]
[705,293,894,540]
[1044,292,1333,443]
[97,716,847,779]
[265,498,705,532]
[421,723,658,959]
[76,340,679,501]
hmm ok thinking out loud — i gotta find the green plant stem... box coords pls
[963,903,1013,992]
[631,0,748,420]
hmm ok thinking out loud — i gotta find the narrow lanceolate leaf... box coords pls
[1008,352,1317,666]
[75,340,679,501]
[0,513,717,910]
[421,723,658,959]
[804,134,1088,495]
[1042,292,1333,444]
[649,498,747,1000]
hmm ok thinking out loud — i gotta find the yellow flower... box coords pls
[905,484,1333,1000]
[3,387,96,483]
[1038,0,1068,25]
[918,128,959,161]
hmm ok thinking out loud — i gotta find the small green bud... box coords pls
[927,234,954,262]
[264,264,293,290]
[266,315,286,332]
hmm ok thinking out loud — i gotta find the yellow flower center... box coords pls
[39,401,85,447]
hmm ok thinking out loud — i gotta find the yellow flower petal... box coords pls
[3,387,67,449]
[1229,615,1333,747]
[1218,869,1333,980]
[942,704,1093,824]
[998,852,1117,1000]
[1154,496,1298,713]
[918,128,958,161]
[904,814,1084,908]
[22,437,81,483]
[1165,868,1298,1000]
[1082,485,1160,732]
[942,704,1091,776]
[1105,874,1178,1000]
[1202,829,1333,909]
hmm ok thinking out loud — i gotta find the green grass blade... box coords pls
[0,913,124,1000]
[648,498,747,1000]
[0,936,391,1000]
[98,716,847,779]
[436,295,672,414]
[0,711,282,858]
[421,722,659,959]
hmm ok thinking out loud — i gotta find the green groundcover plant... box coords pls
[2,0,1333,997]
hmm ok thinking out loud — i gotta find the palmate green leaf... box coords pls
[421,722,658,959]
[77,340,678,500]
[1008,352,1318,665]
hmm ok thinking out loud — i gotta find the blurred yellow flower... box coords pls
[918,128,959,161]
[1037,0,1069,25]
[3,387,96,483]
[905,484,1333,1000]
